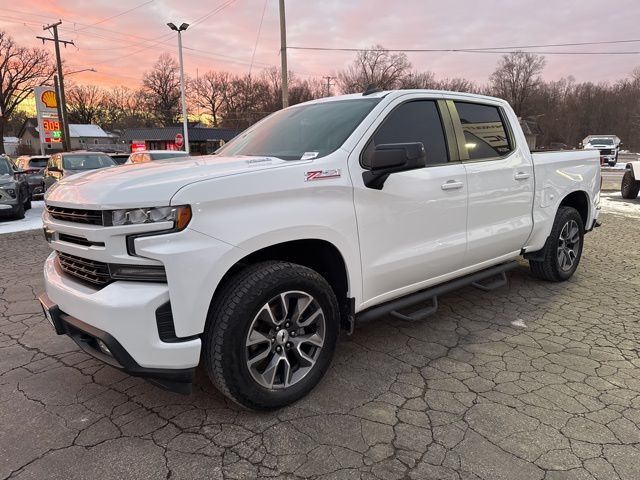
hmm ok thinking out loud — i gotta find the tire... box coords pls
[13,197,25,220]
[24,194,32,211]
[608,160,616,167]
[530,206,584,282]
[621,171,640,199]
[203,261,340,410]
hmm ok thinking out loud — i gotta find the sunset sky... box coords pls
[1,0,640,89]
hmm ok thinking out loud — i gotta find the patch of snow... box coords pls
[0,201,44,235]
[511,319,527,328]
[600,192,640,219]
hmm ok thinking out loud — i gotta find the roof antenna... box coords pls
[363,84,382,96]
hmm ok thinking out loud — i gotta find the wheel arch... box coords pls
[558,190,590,228]
[627,161,640,178]
[209,239,353,330]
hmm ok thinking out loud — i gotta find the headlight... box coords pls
[2,188,16,198]
[108,205,191,231]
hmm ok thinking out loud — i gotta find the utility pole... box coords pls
[323,76,335,97]
[279,0,288,108]
[37,21,74,152]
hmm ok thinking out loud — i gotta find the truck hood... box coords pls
[45,155,290,209]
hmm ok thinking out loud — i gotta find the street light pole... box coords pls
[168,22,190,154]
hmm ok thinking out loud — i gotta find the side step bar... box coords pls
[356,261,519,323]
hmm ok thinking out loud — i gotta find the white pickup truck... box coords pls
[39,89,601,409]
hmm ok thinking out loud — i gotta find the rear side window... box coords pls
[364,100,449,167]
[454,102,513,160]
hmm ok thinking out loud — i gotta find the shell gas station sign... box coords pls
[34,85,63,153]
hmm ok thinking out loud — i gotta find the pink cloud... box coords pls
[1,0,639,90]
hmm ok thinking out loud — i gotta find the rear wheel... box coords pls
[530,207,584,282]
[203,261,339,410]
[621,171,640,199]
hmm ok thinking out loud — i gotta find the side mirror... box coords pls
[362,142,427,189]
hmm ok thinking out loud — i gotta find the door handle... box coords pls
[514,172,531,180]
[441,180,464,190]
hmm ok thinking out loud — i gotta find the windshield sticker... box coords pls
[301,152,320,160]
[305,169,342,182]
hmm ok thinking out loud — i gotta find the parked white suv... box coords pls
[39,90,601,409]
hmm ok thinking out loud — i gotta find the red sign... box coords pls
[175,133,184,148]
[131,140,146,152]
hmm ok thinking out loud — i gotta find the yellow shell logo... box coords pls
[41,90,57,109]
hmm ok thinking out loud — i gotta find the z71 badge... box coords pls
[305,169,342,181]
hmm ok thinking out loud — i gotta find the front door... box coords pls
[351,98,468,308]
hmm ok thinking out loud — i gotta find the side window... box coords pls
[454,102,513,160]
[363,100,449,168]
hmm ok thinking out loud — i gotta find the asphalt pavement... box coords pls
[1,198,640,479]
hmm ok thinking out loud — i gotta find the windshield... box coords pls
[63,154,116,170]
[217,98,381,160]
[150,152,189,160]
[0,159,11,175]
[29,158,48,168]
[589,138,614,145]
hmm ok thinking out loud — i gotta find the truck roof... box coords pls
[300,89,506,107]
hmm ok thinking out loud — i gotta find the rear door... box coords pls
[449,100,534,265]
[351,97,468,307]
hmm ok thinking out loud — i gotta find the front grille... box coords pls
[599,149,613,155]
[47,205,104,225]
[57,252,111,287]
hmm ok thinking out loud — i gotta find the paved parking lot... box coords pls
[1,207,639,480]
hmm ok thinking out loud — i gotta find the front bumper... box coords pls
[42,253,201,391]
[0,196,21,215]
[39,292,194,393]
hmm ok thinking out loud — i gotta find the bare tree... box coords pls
[434,77,480,93]
[142,53,181,126]
[489,51,546,116]
[397,71,437,89]
[101,86,149,130]
[66,84,103,124]
[0,31,54,153]
[337,46,411,93]
[189,71,230,127]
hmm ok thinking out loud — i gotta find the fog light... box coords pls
[97,339,112,356]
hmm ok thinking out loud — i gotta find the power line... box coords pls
[288,46,640,56]
[74,0,155,31]
[249,0,268,76]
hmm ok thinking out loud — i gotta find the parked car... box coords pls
[15,155,49,199]
[621,161,640,199]
[39,89,600,409]
[582,135,621,167]
[43,152,116,192]
[126,150,189,164]
[0,156,31,219]
[108,153,131,165]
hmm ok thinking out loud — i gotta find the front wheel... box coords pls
[203,261,339,410]
[621,171,640,199]
[608,160,617,167]
[530,206,584,282]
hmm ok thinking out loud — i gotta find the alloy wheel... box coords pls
[557,219,580,272]
[245,291,326,390]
